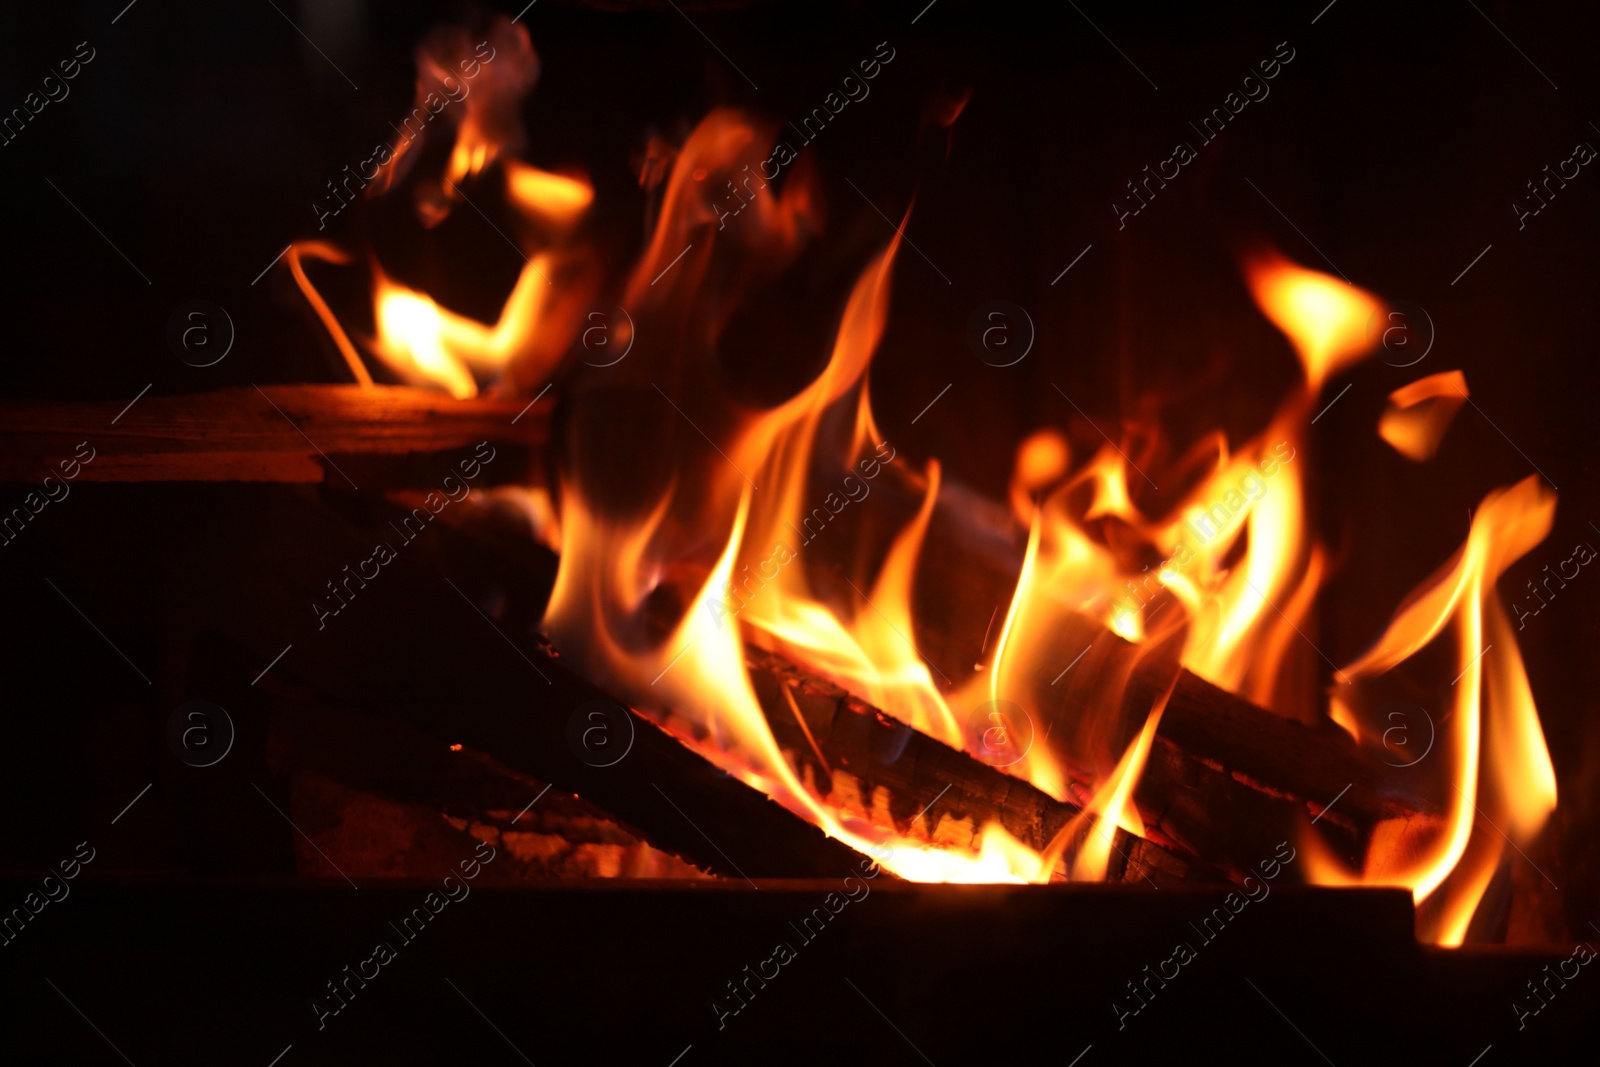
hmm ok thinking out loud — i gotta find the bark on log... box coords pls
[0,385,550,484]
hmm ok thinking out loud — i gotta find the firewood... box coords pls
[746,645,1216,885]
[148,483,876,881]
[4,422,1414,883]
[616,465,1421,877]
[269,700,713,880]
[230,479,1391,882]
[414,497,1361,882]
[0,385,549,485]
[906,478,1431,835]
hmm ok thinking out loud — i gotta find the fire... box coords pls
[1244,248,1383,392]
[286,14,590,398]
[504,159,594,224]
[1378,369,1469,461]
[370,255,559,399]
[1304,476,1557,944]
[541,113,1052,880]
[284,20,1561,926]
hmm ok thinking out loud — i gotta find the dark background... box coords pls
[0,0,1597,1061]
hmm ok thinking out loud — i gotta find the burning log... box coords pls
[0,385,550,485]
[909,480,1428,840]
[736,630,1382,883]
[745,644,1210,886]
[133,479,1204,883]
[788,475,1434,880]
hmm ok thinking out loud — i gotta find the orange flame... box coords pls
[286,17,592,398]
[1303,476,1556,944]
[1245,249,1383,392]
[1379,370,1469,461]
[541,111,1052,882]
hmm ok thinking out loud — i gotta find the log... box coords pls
[147,482,874,881]
[269,698,713,880]
[4,434,1413,884]
[63,478,1195,883]
[423,497,1351,883]
[745,644,1215,886]
[604,463,1422,878]
[735,636,1371,884]
[910,479,1431,834]
[0,385,550,484]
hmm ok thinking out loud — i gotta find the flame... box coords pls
[371,256,557,398]
[402,18,542,217]
[1303,476,1556,944]
[1009,429,1070,526]
[285,241,372,387]
[540,111,1052,882]
[1063,671,1176,880]
[548,478,1052,883]
[504,159,594,225]
[283,21,1563,918]
[1379,370,1469,461]
[974,256,1379,726]
[286,15,592,398]
[1245,249,1383,392]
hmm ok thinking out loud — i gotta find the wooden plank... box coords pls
[0,385,549,484]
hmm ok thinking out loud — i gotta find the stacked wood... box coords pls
[367,487,1401,883]
[0,389,1423,885]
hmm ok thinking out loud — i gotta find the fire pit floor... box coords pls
[1,879,1591,1064]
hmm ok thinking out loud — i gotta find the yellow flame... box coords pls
[1245,249,1383,392]
[372,256,556,398]
[504,159,594,226]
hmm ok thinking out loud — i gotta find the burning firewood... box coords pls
[132,478,1207,883]
[0,407,1409,882]
[400,489,1396,883]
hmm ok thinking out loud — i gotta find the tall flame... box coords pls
[1304,476,1556,944]
[542,112,1052,882]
